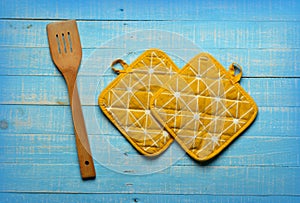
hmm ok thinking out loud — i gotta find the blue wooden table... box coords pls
[1,0,299,202]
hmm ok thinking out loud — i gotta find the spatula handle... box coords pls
[70,83,96,179]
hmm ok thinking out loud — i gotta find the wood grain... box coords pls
[1,21,299,49]
[0,105,299,136]
[1,47,300,77]
[1,133,299,167]
[0,0,299,21]
[47,20,96,179]
[1,193,300,203]
[1,164,299,195]
[0,0,299,202]
[0,76,299,107]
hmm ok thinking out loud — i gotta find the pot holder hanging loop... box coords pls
[229,62,243,84]
[98,49,180,156]
[150,52,258,161]
[111,59,130,74]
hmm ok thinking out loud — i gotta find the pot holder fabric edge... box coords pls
[98,48,180,156]
[150,52,258,161]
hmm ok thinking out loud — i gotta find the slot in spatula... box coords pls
[47,20,96,179]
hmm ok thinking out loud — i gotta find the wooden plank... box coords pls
[0,20,299,49]
[0,193,299,203]
[0,133,299,167]
[0,0,299,21]
[1,47,299,77]
[0,0,298,201]
[0,76,299,107]
[1,163,299,195]
[0,105,299,137]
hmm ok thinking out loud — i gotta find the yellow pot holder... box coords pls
[98,49,180,156]
[150,52,258,161]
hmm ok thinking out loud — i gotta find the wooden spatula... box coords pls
[47,20,96,179]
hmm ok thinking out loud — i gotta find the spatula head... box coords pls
[47,20,82,73]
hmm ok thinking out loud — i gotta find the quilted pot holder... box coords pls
[150,52,258,161]
[98,49,180,156]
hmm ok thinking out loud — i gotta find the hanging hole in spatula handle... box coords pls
[71,84,96,179]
